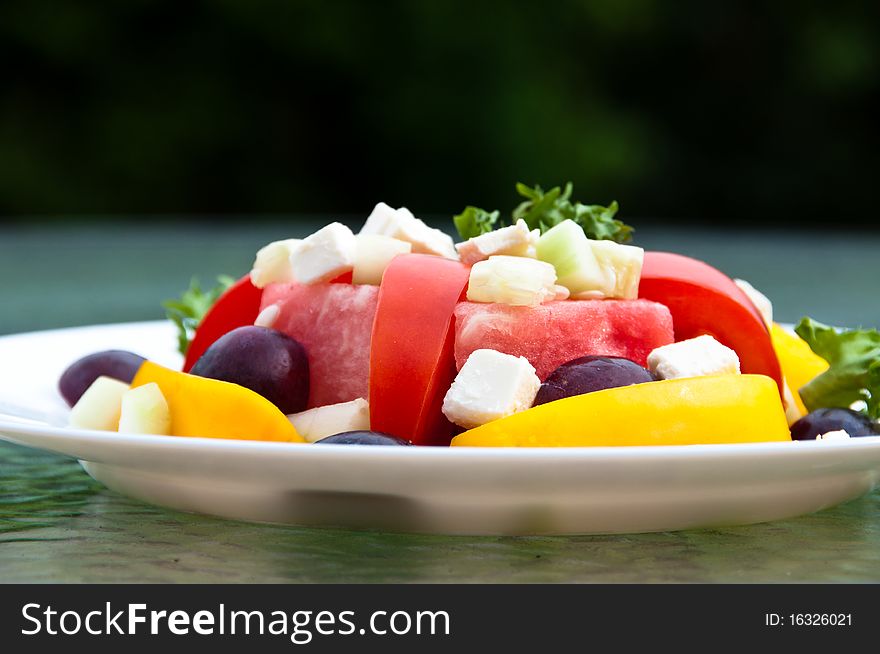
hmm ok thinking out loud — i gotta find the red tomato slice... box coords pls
[182,275,264,372]
[369,254,471,445]
[638,251,783,394]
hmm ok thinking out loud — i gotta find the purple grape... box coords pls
[315,431,412,446]
[59,350,146,407]
[533,355,655,406]
[789,408,877,441]
[190,326,309,414]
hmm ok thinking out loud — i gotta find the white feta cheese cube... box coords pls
[290,222,356,284]
[359,202,400,235]
[442,349,540,429]
[394,207,458,259]
[455,219,534,265]
[734,278,773,327]
[588,239,644,300]
[250,238,301,288]
[254,303,280,329]
[782,379,803,426]
[287,398,370,443]
[360,202,458,259]
[817,429,851,441]
[466,255,558,307]
[352,234,412,285]
[647,335,741,380]
[525,227,541,258]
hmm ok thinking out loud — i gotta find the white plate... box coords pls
[2,321,880,536]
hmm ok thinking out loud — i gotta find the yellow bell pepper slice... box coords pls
[451,374,789,447]
[131,361,303,442]
[770,323,829,417]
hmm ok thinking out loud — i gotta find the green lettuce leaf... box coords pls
[512,182,569,232]
[453,206,501,240]
[794,317,880,419]
[163,275,235,356]
[452,181,633,243]
[512,182,632,242]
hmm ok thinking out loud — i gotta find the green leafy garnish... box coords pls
[453,206,501,240]
[163,275,235,356]
[512,182,568,232]
[513,182,631,242]
[452,181,632,243]
[794,317,880,419]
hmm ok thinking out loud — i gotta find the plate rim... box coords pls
[4,416,880,462]
[4,320,880,534]
[3,319,880,463]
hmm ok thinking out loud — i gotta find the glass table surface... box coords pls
[1,220,878,583]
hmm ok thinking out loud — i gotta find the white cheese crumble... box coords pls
[352,234,412,285]
[287,398,370,443]
[290,222,356,284]
[254,303,280,329]
[587,239,644,300]
[647,335,741,380]
[816,429,851,441]
[466,255,558,307]
[250,238,301,288]
[782,380,803,426]
[360,202,458,259]
[442,349,540,429]
[734,278,773,327]
[455,219,536,265]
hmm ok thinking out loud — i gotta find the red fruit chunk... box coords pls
[454,299,674,381]
[262,282,379,408]
[638,251,783,394]
[370,254,471,445]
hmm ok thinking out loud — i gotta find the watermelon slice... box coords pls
[454,299,674,380]
[261,282,379,408]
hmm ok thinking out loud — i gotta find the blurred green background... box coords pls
[1,0,878,224]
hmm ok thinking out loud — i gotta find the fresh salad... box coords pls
[59,183,880,447]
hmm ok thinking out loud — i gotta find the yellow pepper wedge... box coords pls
[770,323,829,417]
[131,361,303,442]
[451,374,789,447]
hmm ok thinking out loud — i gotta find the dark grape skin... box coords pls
[316,431,412,446]
[190,326,309,415]
[533,355,656,406]
[59,350,146,407]
[789,408,877,441]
